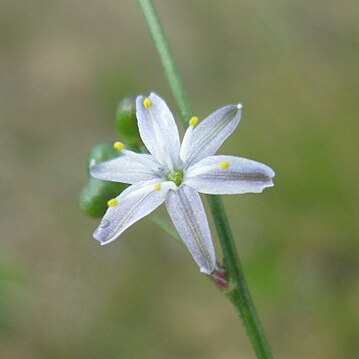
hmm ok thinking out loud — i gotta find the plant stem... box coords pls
[207,195,272,359]
[138,1,273,358]
[137,0,192,123]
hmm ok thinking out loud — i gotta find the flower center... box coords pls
[166,170,184,187]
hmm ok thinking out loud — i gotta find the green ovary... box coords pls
[166,170,184,187]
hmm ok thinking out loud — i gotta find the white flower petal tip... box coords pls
[237,103,243,110]
[200,266,215,275]
[96,236,108,246]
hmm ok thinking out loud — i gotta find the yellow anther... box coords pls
[154,183,162,191]
[113,141,125,151]
[219,161,230,169]
[189,116,199,127]
[107,198,119,207]
[143,97,152,109]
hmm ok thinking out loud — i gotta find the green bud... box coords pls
[115,96,141,145]
[86,143,120,172]
[81,142,127,218]
[79,178,127,218]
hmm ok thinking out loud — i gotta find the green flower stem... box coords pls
[207,195,272,359]
[137,0,192,123]
[138,1,273,358]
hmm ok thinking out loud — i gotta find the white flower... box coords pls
[90,93,275,274]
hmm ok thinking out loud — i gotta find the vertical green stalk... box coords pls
[137,0,192,122]
[138,1,273,358]
[207,195,272,359]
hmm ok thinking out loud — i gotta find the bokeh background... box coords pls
[1,1,358,358]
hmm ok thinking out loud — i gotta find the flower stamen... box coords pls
[189,116,199,127]
[219,161,230,169]
[113,141,125,151]
[154,183,162,191]
[107,198,119,207]
[143,97,152,108]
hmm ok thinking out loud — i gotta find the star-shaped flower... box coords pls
[90,93,275,274]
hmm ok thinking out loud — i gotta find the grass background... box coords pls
[0,1,358,358]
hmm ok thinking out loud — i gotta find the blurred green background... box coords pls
[1,1,358,358]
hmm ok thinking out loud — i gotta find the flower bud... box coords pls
[80,142,127,217]
[115,96,141,145]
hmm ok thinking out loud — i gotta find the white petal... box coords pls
[136,93,181,171]
[185,155,275,194]
[179,123,194,162]
[181,104,242,167]
[165,185,216,274]
[90,150,163,184]
[94,180,176,245]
